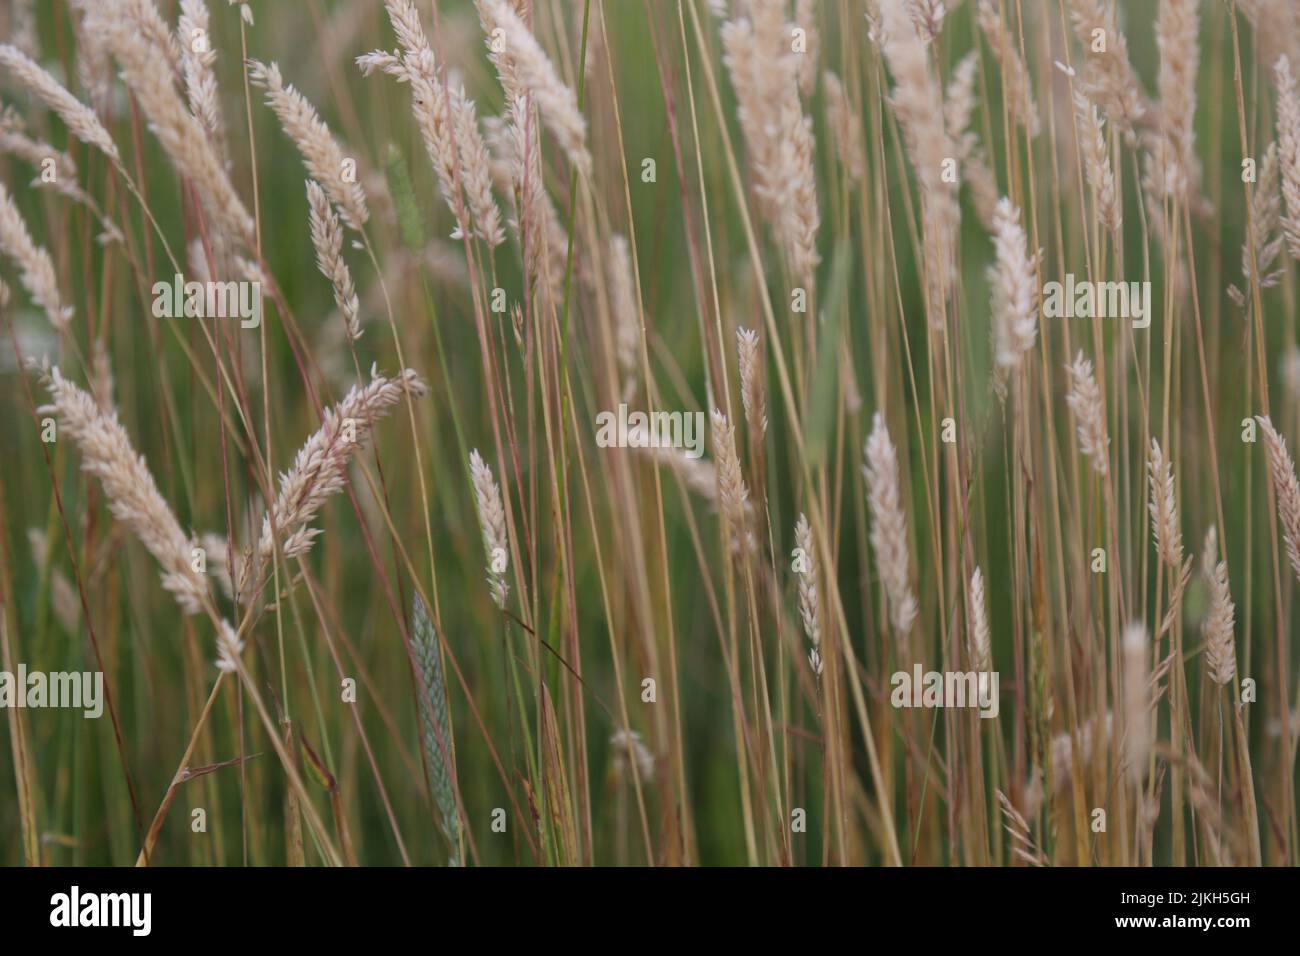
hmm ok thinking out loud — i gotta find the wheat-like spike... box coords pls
[68,0,113,114]
[248,59,369,232]
[1122,622,1150,785]
[968,566,991,672]
[504,93,567,302]
[482,0,591,178]
[1064,351,1110,475]
[468,449,510,608]
[722,1,799,222]
[0,181,72,330]
[944,51,979,156]
[121,0,182,75]
[877,0,958,325]
[1240,142,1284,299]
[786,105,820,284]
[257,368,427,568]
[1072,87,1120,234]
[794,513,822,676]
[1200,528,1236,687]
[989,197,1038,369]
[214,619,244,673]
[907,0,950,44]
[722,1,820,283]
[1067,0,1146,138]
[1154,0,1199,201]
[1146,437,1183,569]
[977,0,1039,136]
[864,412,918,635]
[178,0,227,156]
[306,180,360,342]
[711,408,753,553]
[822,71,864,182]
[736,328,767,436]
[945,51,1002,232]
[474,0,522,98]
[362,5,467,240]
[38,366,207,614]
[448,83,505,247]
[0,44,119,163]
[1256,415,1300,584]
[608,234,639,396]
[1275,56,1300,259]
[373,3,505,251]
[91,4,254,244]
[412,593,462,865]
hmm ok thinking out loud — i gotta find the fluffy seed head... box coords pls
[39,366,207,613]
[736,328,766,436]
[864,412,918,635]
[0,181,72,329]
[1257,415,1300,584]
[1147,437,1182,568]
[989,198,1038,369]
[469,449,510,608]
[1064,351,1109,475]
[306,180,360,341]
[249,59,369,231]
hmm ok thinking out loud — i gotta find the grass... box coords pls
[0,0,1297,867]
